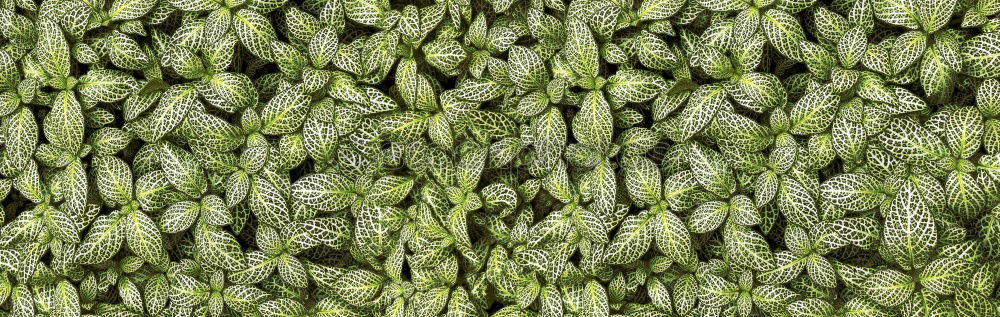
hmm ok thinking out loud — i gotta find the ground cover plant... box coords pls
[0,0,999,315]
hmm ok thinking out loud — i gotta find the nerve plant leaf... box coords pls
[1,1,998,316]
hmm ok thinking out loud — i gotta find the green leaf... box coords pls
[187,111,244,152]
[623,156,661,206]
[126,211,167,267]
[917,0,956,33]
[728,72,787,112]
[877,117,949,164]
[234,9,278,61]
[820,173,887,212]
[761,9,807,61]
[334,269,384,307]
[605,211,653,264]
[893,31,928,74]
[678,84,727,141]
[76,212,126,264]
[249,175,291,227]
[921,45,956,100]
[724,221,776,271]
[44,91,84,152]
[423,39,467,72]
[638,0,684,20]
[696,0,750,11]
[195,223,248,271]
[366,175,413,206]
[919,257,974,295]
[168,0,221,11]
[309,27,340,69]
[838,27,867,68]
[109,0,156,20]
[699,273,739,307]
[962,33,1000,78]
[203,72,258,111]
[955,288,997,317]
[687,144,735,196]
[94,156,133,206]
[581,280,610,317]
[634,30,678,70]
[158,143,206,197]
[54,280,80,317]
[788,299,834,317]
[508,46,549,91]
[78,70,140,103]
[565,19,599,78]
[108,31,149,70]
[292,173,358,212]
[36,18,70,78]
[654,209,695,265]
[160,201,199,233]
[149,84,199,142]
[873,0,920,29]
[778,176,819,228]
[789,85,839,135]
[260,85,310,135]
[689,200,727,233]
[607,69,664,103]
[864,269,914,307]
[170,274,211,307]
[573,91,614,151]
[945,107,984,159]
[883,183,937,270]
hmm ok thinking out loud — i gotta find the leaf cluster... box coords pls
[0,0,999,316]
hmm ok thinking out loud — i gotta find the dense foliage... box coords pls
[1,0,1000,315]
